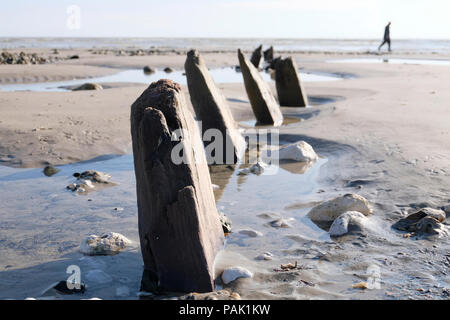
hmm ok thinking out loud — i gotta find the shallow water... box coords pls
[0,129,448,299]
[0,147,332,299]
[0,68,341,92]
[328,58,450,66]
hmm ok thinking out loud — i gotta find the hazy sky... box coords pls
[2,0,450,39]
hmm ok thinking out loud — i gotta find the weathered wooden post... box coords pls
[185,49,245,164]
[274,57,308,107]
[130,79,224,293]
[238,49,283,126]
[263,46,274,63]
[250,44,263,68]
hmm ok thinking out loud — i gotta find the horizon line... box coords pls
[2,36,450,41]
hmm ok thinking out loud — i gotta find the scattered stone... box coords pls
[392,208,446,235]
[238,229,263,237]
[255,252,273,261]
[0,51,48,65]
[237,49,283,126]
[280,261,298,271]
[72,83,103,91]
[274,56,308,107]
[42,281,86,296]
[66,182,93,193]
[308,193,372,222]
[143,66,156,74]
[221,267,253,284]
[250,45,263,68]
[238,162,266,176]
[73,170,111,183]
[185,49,245,164]
[416,216,446,236]
[67,170,110,193]
[130,79,224,293]
[352,282,368,289]
[329,211,369,237]
[278,141,318,162]
[43,165,60,177]
[273,262,304,272]
[80,232,131,256]
[269,218,292,228]
[263,46,274,62]
[163,67,174,73]
[219,212,232,234]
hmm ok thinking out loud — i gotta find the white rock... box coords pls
[238,162,266,176]
[115,286,130,297]
[76,187,86,193]
[93,171,111,183]
[212,184,220,190]
[85,269,113,284]
[250,162,265,175]
[278,141,318,162]
[66,183,77,191]
[238,229,263,237]
[81,179,95,189]
[308,193,372,222]
[255,252,273,261]
[221,267,253,284]
[329,211,368,237]
[80,232,131,255]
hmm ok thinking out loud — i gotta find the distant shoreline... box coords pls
[2,37,450,54]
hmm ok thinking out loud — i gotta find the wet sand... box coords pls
[0,48,449,299]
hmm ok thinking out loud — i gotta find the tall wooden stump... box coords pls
[237,49,283,126]
[185,49,245,164]
[130,79,224,293]
[250,45,263,68]
[275,57,308,107]
[263,46,274,63]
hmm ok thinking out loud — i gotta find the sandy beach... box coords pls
[0,47,449,300]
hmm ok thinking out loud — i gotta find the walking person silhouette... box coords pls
[378,22,391,52]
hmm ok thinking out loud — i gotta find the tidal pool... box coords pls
[0,67,343,92]
[0,148,330,299]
